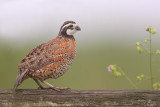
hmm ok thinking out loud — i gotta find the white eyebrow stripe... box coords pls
[62,23,73,30]
[62,23,77,29]
[59,23,72,34]
[59,23,77,35]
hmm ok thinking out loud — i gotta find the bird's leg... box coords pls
[33,79,45,89]
[39,79,61,91]
[39,79,70,91]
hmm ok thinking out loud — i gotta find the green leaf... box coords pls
[136,42,140,46]
[150,30,157,34]
[114,71,121,77]
[110,65,117,72]
[136,46,142,53]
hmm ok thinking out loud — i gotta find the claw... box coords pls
[49,87,70,92]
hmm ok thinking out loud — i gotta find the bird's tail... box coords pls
[13,70,27,89]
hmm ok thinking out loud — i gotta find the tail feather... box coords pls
[13,70,27,89]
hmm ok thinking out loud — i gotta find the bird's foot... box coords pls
[41,87,70,92]
[39,79,70,92]
[50,87,71,92]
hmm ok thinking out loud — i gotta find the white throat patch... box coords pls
[61,23,78,35]
[66,28,77,35]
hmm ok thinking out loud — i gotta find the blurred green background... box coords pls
[0,0,160,90]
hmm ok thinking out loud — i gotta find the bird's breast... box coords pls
[48,37,76,78]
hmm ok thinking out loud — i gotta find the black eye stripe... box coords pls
[68,25,73,28]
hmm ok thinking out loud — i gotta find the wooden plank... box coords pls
[0,89,160,106]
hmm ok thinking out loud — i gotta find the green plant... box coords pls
[136,26,157,89]
[108,26,160,90]
[108,65,137,89]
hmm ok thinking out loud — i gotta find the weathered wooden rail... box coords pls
[0,89,160,106]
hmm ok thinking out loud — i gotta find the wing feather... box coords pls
[18,38,62,71]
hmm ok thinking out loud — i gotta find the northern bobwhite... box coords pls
[14,21,81,91]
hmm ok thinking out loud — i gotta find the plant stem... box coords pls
[117,66,138,89]
[149,32,153,90]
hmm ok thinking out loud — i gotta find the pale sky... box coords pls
[0,0,160,45]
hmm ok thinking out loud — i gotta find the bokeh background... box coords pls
[1,0,160,90]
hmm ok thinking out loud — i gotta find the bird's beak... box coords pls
[75,26,81,31]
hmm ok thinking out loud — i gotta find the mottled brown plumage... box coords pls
[14,21,81,91]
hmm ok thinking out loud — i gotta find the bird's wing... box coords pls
[18,37,67,71]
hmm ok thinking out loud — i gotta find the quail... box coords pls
[14,21,81,91]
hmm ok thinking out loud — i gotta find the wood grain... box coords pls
[0,89,160,106]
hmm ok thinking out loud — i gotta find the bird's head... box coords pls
[59,21,81,36]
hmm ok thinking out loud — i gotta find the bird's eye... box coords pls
[68,25,73,28]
